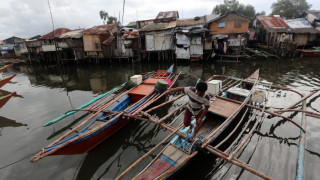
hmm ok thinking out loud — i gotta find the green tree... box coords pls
[271,0,311,19]
[212,0,256,19]
[99,10,118,24]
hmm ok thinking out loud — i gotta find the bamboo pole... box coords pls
[158,102,187,124]
[115,124,184,180]
[296,100,307,180]
[169,110,185,126]
[228,83,271,160]
[274,109,320,119]
[275,88,320,114]
[205,145,272,180]
[214,107,249,149]
[217,96,306,132]
[145,94,184,113]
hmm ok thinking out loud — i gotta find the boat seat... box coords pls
[208,97,241,118]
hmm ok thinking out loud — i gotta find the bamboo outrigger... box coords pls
[31,65,186,162]
[115,70,320,180]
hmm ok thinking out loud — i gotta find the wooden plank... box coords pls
[162,144,188,164]
[208,97,241,118]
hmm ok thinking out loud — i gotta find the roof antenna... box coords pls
[47,0,55,37]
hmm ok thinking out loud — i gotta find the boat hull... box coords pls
[0,92,16,108]
[52,116,130,155]
[0,73,16,88]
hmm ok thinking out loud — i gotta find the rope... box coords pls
[0,151,37,170]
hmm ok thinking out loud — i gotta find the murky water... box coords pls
[0,58,319,180]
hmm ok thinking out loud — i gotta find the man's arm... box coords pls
[166,87,184,93]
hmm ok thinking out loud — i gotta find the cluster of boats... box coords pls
[18,64,318,179]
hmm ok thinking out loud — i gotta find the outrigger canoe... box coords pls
[0,64,13,73]
[31,65,181,162]
[131,70,260,179]
[0,92,16,109]
[0,73,16,88]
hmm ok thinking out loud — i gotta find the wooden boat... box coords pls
[297,48,320,56]
[0,64,13,73]
[31,65,180,162]
[0,91,16,109]
[132,70,260,179]
[0,73,16,88]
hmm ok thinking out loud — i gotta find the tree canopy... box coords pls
[99,10,118,25]
[271,0,311,19]
[212,0,264,19]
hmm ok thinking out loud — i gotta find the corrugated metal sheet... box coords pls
[40,28,71,40]
[257,16,289,28]
[82,24,118,35]
[139,21,176,32]
[156,11,179,19]
[59,30,83,39]
[304,10,320,20]
[285,18,312,28]
[176,18,205,27]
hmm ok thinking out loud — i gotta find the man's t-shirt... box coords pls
[182,87,210,116]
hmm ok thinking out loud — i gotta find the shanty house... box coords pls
[285,18,319,47]
[207,12,249,55]
[38,28,71,62]
[301,10,320,31]
[25,35,42,60]
[58,30,85,61]
[1,36,24,57]
[82,24,118,59]
[175,17,211,61]
[139,11,179,61]
[103,29,139,60]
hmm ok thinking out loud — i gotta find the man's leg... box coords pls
[184,109,193,133]
[193,110,203,138]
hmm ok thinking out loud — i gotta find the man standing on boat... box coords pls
[167,82,210,139]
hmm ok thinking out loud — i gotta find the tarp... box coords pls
[190,44,203,55]
[175,47,190,59]
[176,33,190,46]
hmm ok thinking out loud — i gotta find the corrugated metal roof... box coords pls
[59,30,83,39]
[285,18,312,28]
[206,11,249,24]
[122,31,139,39]
[82,24,118,35]
[304,10,320,20]
[156,11,179,19]
[176,18,205,27]
[126,21,137,27]
[102,36,114,45]
[205,14,220,23]
[40,28,71,40]
[257,16,289,28]
[139,21,176,32]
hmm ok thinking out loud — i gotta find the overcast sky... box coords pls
[1,0,320,40]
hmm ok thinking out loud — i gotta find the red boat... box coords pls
[0,92,16,108]
[0,73,16,88]
[297,49,320,56]
[31,65,179,162]
[0,64,13,73]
